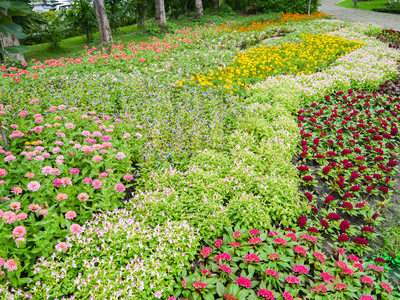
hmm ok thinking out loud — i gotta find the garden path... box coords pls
[319,0,400,30]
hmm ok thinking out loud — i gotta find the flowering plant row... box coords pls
[179,33,364,95]
[171,228,393,300]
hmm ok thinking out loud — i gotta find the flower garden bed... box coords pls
[1,15,400,300]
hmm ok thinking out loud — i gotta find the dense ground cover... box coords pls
[1,13,400,300]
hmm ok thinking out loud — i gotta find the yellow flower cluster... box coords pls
[218,13,329,33]
[178,34,364,94]
[25,141,43,146]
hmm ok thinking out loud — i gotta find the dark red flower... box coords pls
[338,234,350,243]
[364,175,373,183]
[298,216,307,229]
[361,226,373,233]
[353,237,368,246]
[324,195,335,204]
[366,186,374,194]
[374,257,386,264]
[358,166,368,172]
[320,220,329,229]
[343,193,353,200]
[327,213,340,221]
[350,185,360,192]
[322,166,331,175]
[335,180,344,189]
[374,156,384,162]
[387,160,397,167]
[379,187,389,194]
[372,213,380,219]
[313,138,319,145]
[302,176,314,182]
[316,154,326,159]
[350,172,359,182]
[340,220,350,233]
[309,204,318,214]
[304,192,313,201]
[297,166,309,172]
[342,202,353,211]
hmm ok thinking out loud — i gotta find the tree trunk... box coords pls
[0,33,26,64]
[155,0,166,28]
[195,0,203,18]
[213,0,220,9]
[93,0,112,44]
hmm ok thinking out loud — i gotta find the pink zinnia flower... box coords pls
[17,213,27,220]
[123,174,133,181]
[65,211,77,219]
[56,193,68,201]
[70,224,82,234]
[92,180,102,189]
[4,259,18,271]
[40,210,48,216]
[115,152,126,160]
[28,204,41,213]
[13,226,26,237]
[0,169,7,177]
[77,193,89,202]
[99,172,108,178]
[11,186,23,195]
[115,184,125,193]
[93,155,102,162]
[9,202,21,211]
[70,168,80,175]
[83,177,93,184]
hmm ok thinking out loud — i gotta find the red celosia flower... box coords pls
[313,138,319,145]
[273,238,287,246]
[182,279,186,288]
[215,238,223,248]
[285,228,296,233]
[298,216,307,229]
[302,175,314,182]
[324,196,335,204]
[300,234,317,243]
[374,257,386,263]
[341,149,352,156]
[372,213,380,219]
[334,283,347,291]
[341,202,353,210]
[224,294,236,300]
[320,219,329,229]
[335,261,348,268]
[215,253,231,263]
[340,220,350,233]
[233,231,242,239]
[350,185,360,192]
[244,253,260,263]
[248,237,262,245]
[200,247,212,259]
[230,242,241,248]
[268,253,280,261]
[335,180,344,189]
[326,150,336,156]
[282,292,294,300]
[342,267,354,276]
[265,269,279,278]
[297,166,309,172]
[356,202,365,208]
[353,263,364,272]
[201,269,211,276]
[350,171,360,182]
[353,237,368,246]
[236,277,252,289]
[257,290,275,300]
[338,234,350,243]
[310,285,327,294]
[361,276,374,286]
[285,276,300,284]
[388,160,397,167]
[294,246,307,256]
[327,213,340,221]
[307,227,319,234]
[304,192,313,201]
[379,187,389,194]
[367,264,384,272]
[268,232,278,236]
[380,282,393,294]
[320,272,334,283]
[249,229,260,235]
[313,252,325,264]
[193,281,207,289]
[322,166,331,175]
[286,233,297,242]
[366,186,374,194]
[315,154,325,159]
[343,193,353,200]
[361,226,373,233]
[348,255,361,262]
[218,264,232,274]
[359,166,368,172]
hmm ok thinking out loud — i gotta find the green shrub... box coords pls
[255,0,321,14]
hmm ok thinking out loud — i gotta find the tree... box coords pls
[0,0,31,63]
[93,0,112,44]
[213,0,221,9]
[155,0,166,27]
[65,0,97,42]
[195,0,203,18]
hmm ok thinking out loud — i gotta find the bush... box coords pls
[255,0,321,14]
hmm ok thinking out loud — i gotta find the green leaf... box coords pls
[5,1,31,16]
[216,282,226,297]
[2,45,28,54]
[0,23,26,38]
[248,265,256,279]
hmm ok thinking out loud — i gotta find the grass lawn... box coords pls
[338,0,388,10]
[25,24,150,62]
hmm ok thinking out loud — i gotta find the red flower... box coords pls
[307,227,319,234]
[244,253,260,263]
[224,294,236,300]
[233,231,242,239]
[294,246,307,256]
[267,253,280,261]
[320,219,329,229]
[324,195,335,204]
[297,166,309,172]
[298,216,307,229]
[334,283,347,291]
[327,213,340,221]
[338,234,350,243]
[249,229,260,235]
[218,264,232,274]
[282,292,294,300]
[320,272,334,283]
[379,187,389,194]
[350,185,360,192]
[366,186,374,194]
[353,237,368,246]
[265,269,279,278]
[340,220,350,233]
[361,226,373,233]
[285,276,300,284]
[350,171,359,182]
[372,213,380,219]
[193,281,207,289]
[200,247,212,259]
[215,253,231,263]
[236,277,251,289]
[230,242,241,248]
[304,192,313,201]
[342,267,354,275]
[361,276,374,286]
[374,257,386,263]
[273,238,287,245]
[313,252,325,264]
[248,237,262,245]
[310,284,327,294]
[380,282,393,294]
[388,160,397,167]
[341,202,353,210]
[215,238,223,248]
[322,166,331,175]
[201,269,211,276]
[257,290,275,300]
[348,255,361,262]
[353,263,364,272]
[302,175,314,182]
